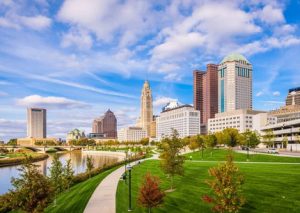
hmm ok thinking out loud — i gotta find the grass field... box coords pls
[184,148,300,162]
[45,166,118,213]
[116,158,300,213]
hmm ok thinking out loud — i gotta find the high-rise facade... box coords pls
[92,109,117,138]
[139,81,153,136]
[27,108,46,138]
[286,87,300,106]
[218,53,252,113]
[193,64,218,125]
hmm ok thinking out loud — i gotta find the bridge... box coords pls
[1,145,84,153]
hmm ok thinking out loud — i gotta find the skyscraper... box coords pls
[193,64,218,132]
[286,87,300,106]
[27,108,46,138]
[92,109,117,138]
[218,53,252,113]
[139,80,153,137]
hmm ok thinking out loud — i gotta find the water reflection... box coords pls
[0,151,118,195]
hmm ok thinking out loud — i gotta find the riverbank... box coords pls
[0,153,49,167]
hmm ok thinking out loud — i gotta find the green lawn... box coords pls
[184,148,300,162]
[45,166,118,213]
[116,160,300,213]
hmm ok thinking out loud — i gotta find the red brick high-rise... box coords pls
[193,64,218,133]
[92,109,117,138]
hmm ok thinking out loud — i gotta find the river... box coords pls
[0,151,119,195]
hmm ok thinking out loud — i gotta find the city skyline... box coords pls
[1,0,300,141]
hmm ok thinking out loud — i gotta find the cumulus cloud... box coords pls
[61,29,93,50]
[16,95,90,109]
[153,96,178,107]
[273,91,280,96]
[19,15,51,30]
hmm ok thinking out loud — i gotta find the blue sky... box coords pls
[0,0,300,141]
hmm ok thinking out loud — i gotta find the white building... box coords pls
[66,129,86,142]
[118,127,147,142]
[208,109,267,133]
[218,53,252,113]
[27,108,47,138]
[156,102,200,140]
[252,113,277,134]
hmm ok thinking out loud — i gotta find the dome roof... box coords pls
[220,53,250,64]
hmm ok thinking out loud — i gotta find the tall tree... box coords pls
[202,152,245,212]
[204,133,217,149]
[9,156,53,212]
[7,138,17,146]
[86,155,94,178]
[138,173,165,213]
[63,159,74,190]
[49,154,64,206]
[196,135,205,159]
[240,130,260,148]
[160,129,185,189]
[188,136,199,152]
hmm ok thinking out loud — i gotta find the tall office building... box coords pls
[193,64,218,127]
[27,108,46,138]
[139,80,153,136]
[218,53,252,113]
[92,109,117,138]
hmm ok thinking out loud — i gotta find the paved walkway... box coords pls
[84,153,159,213]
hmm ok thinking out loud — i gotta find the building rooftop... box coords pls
[220,53,250,64]
[289,87,300,93]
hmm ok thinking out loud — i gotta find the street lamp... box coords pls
[127,165,133,211]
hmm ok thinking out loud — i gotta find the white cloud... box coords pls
[256,91,263,97]
[16,95,90,109]
[153,96,178,107]
[256,5,284,24]
[19,15,51,30]
[0,91,8,96]
[61,29,93,50]
[273,91,280,96]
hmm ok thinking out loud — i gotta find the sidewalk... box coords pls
[84,153,159,213]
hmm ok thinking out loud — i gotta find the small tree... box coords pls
[196,135,205,159]
[282,136,288,149]
[86,155,94,178]
[160,129,185,190]
[262,129,275,148]
[63,159,74,190]
[49,154,64,206]
[138,173,165,213]
[188,136,199,152]
[9,156,53,212]
[223,128,240,147]
[202,152,245,212]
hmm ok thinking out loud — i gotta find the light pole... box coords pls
[247,135,250,161]
[127,165,132,211]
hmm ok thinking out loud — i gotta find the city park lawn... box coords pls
[184,148,300,163]
[44,166,119,213]
[116,159,300,213]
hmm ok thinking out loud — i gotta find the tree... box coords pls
[86,155,94,178]
[202,152,245,212]
[223,128,240,147]
[282,136,288,149]
[140,138,150,146]
[63,159,74,190]
[160,129,185,189]
[188,136,199,152]
[9,156,53,212]
[138,173,165,213]
[7,138,17,146]
[262,129,275,148]
[295,133,300,152]
[204,133,217,149]
[239,130,260,148]
[196,135,205,159]
[49,154,64,206]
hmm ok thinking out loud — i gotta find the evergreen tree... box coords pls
[86,155,94,178]
[63,159,74,190]
[138,173,165,213]
[49,154,64,206]
[160,129,185,190]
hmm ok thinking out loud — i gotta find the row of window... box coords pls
[236,67,251,78]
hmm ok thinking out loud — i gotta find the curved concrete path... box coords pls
[84,153,159,213]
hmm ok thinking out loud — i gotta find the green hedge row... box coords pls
[72,154,145,184]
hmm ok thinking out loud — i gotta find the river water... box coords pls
[0,151,119,195]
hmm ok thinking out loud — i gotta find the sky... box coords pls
[0,0,300,141]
